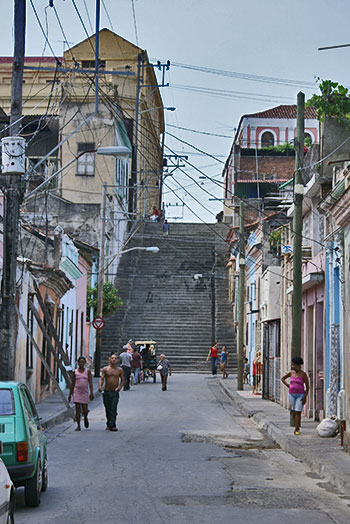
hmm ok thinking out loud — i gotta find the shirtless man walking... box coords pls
[98,354,124,431]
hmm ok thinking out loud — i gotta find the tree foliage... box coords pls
[259,143,295,154]
[87,281,123,318]
[307,79,350,127]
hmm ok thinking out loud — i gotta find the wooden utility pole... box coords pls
[237,201,245,390]
[291,91,305,359]
[94,183,107,377]
[0,0,26,380]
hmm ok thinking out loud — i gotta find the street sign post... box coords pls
[92,317,105,330]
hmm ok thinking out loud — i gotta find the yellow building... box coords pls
[0,29,164,216]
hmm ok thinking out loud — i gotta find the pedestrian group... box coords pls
[68,340,171,433]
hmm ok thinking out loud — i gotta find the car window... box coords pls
[0,389,14,415]
[20,387,36,422]
[23,387,39,419]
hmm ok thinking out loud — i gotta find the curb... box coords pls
[41,387,102,430]
[219,380,350,496]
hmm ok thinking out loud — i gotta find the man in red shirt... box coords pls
[131,348,143,384]
[206,342,219,376]
[151,206,160,222]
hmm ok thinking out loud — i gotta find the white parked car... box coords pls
[0,443,14,524]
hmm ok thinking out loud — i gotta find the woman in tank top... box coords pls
[68,356,94,431]
[281,357,309,435]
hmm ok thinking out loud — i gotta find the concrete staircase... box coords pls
[101,222,237,372]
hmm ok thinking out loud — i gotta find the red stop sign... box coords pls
[92,316,105,330]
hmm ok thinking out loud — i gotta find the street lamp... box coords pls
[94,145,132,377]
[139,106,176,115]
[120,246,159,254]
[96,145,131,157]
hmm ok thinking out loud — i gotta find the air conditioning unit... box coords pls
[301,246,312,259]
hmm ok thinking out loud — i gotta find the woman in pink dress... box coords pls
[68,356,94,431]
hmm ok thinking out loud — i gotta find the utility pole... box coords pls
[94,0,101,113]
[0,0,26,380]
[291,91,305,359]
[94,183,107,377]
[237,201,245,390]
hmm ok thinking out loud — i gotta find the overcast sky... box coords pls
[1,0,350,222]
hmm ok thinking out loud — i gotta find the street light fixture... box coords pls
[139,106,176,115]
[96,145,131,157]
[93,145,132,378]
[119,246,159,254]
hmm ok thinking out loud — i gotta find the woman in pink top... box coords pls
[281,357,309,436]
[68,356,94,431]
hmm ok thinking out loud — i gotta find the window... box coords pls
[76,142,95,176]
[26,295,34,369]
[21,386,39,420]
[0,389,14,415]
[261,131,275,147]
[304,133,312,147]
[82,60,105,69]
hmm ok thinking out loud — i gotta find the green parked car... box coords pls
[0,382,48,507]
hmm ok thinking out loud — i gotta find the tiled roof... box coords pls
[244,105,318,120]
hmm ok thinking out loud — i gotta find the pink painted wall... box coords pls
[0,195,3,269]
[76,255,89,357]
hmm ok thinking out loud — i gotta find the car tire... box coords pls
[24,457,42,507]
[41,460,48,492]
[7,492,15,524]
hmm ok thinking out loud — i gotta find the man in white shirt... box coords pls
[119,345,132,390]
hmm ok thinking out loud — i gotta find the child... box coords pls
[281,357,309,436]
[243,357,249,384]
[220,346,229,379]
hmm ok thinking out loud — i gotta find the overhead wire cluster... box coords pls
[19,0,347,291]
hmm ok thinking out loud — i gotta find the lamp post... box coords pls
[94,146,131,377]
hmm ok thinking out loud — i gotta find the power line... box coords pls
[101,0,114,32]
[71,0,96,54]
[169,61,316,89]
[171,83,296,103]
[29,0,60,64]
[166,123,233,139]
[130,0,139,47]
[82,0,94,34]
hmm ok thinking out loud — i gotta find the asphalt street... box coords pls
[15,374,350,523]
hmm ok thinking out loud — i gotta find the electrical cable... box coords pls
[101,0,115,32]
[168,61,316,89]
[82,0,94,34]
[29,0,61,64]
[71,0,96,55]
[130,0,139,47]
[166,123,233,139]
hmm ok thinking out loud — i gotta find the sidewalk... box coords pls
[36,378,101,430]
[219,377,350,496]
